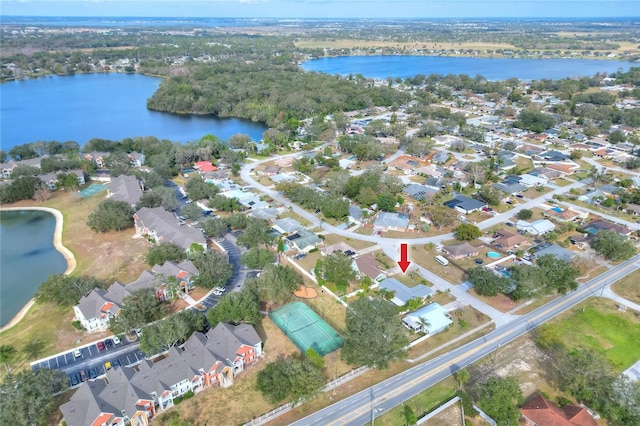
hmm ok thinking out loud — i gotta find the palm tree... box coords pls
[424,242,436,252]
[418,317,431,334]
[0,345,17,373]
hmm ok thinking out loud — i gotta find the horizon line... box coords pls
[2,15,640,19]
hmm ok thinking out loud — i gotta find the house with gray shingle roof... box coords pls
[134,207,206,252]
[444,195,487,214]
[378,278,433,307]
[403,184,438,201]
[286,229,321,252]
[273,217,304,234]
[374,212,410,231]
[106,174,144,208]
[60,323,262,426]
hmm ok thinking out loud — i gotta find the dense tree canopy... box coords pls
[315,252,356,293]
[241,247,276,269]
[35,274,106,307]
[87,199,134,233]
[590,230,636,260]
[146,242,187,266]
[191,251,234,289]
[109,288,169,335]
[453,224,482,241]
[147,61,405,127]
[342,297,408,369]
[139,309,206,356]
[476,376,523,426]
[200,217,229,238]
[0,368,69,426]
[514,108,556,133]
[255,357,326,404]
[250,264,302,305]
[207,287,261,327]
[185,177,218,201]
[467,267,513,297]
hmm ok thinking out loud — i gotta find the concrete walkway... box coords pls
[601,284,640,312]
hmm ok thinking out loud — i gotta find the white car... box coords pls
[213,290,223,296]
[112,336,121,345]
[73,349,82,358]
[214,287,225,292]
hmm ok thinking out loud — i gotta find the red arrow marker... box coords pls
[397,243,411,273]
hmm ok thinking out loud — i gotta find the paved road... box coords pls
[290,254,640,426]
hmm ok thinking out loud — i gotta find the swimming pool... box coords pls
[487,251,501,259]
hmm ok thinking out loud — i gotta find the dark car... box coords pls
[104,339,113,349]
[506,222,515,227]
[112,359,122,368]
[70,374,79,387]
[89,368,98,380]
[97,341,105,351]
[79,370,88,382]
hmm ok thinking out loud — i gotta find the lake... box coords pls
[0,210,68,326]
[0,73,267,151]
[302,55,632,81]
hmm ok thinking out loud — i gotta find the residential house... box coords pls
[348,205,364,225]
[37,170,86,190]
[493,229,528,249]
[0,160,18,178]
[286,229,321,252]
[531,243,575,262]
[444,195,487,215]
[84,152,109,168]
[625,203,640,216]
[106,174,144,208]
[151,260,199,296]
[128,152,146,167]
[582,219,632,236]
[423,177,445,191]
[402,303,453,335]
[492,181,525,196]
[441,243,479,260]
[431,152,450,164]
[373,212,410,231]
[516,219,555,235]
[537,150,569,162]
[521,394,596,426]
[270,173,296,184]
[378,278,433,307]
[545,208,581,222]
[134,207,207,252]
[529,167,564,181]
[193,160,218,174]
[1,156,46,178]
[273,218,305,235]
[403,184,438,201]
[238,195,269,211]
[353,253,386,282]
[60,323,262,426]
[321,242,356,257]
[247,207,280,221]
[261,165,281,176]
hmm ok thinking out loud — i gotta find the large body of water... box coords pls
[302,55,632,81]
[0,210,68,326]
[1,73,267,151]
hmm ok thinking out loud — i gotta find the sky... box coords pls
[1,0,638,18]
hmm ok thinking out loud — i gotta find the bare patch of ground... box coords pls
[425,401,463,426]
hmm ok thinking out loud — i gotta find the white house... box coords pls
[402,303,453,335]
[516,219,555,235]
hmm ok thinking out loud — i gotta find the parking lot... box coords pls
[31,337,147,387]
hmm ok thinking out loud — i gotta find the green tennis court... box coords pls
[270,302,343,356]
[78,184,107,198]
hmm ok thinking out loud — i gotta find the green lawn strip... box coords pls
[541,300,640,370]
[375,376,457,425]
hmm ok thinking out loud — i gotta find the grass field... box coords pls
[0,189,151,375]
[375,377,458,426]
[538,298,640,370]
[611,269,640,305]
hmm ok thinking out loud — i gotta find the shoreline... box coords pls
[0,206,76,333]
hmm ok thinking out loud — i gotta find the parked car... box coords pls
[79,370,88,382]
[104,361,112,371]
[97,341,105,351]
[112,359,122,368]
[506,222,515,227]
[89,368,98,380]
[73,349,82,358]
[104,339,113,349]
[112,336,121,345]
[70,374,79,387]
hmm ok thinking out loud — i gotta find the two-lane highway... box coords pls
[291,254,640,426]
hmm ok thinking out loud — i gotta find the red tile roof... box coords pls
[521,394,596,426]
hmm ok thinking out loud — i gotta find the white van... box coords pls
[435,255,449,266]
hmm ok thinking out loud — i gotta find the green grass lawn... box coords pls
[539,299,640,370]
[375,376,457,425]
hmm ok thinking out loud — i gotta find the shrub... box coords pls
[71,320,83,331]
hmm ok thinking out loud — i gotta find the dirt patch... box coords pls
[425,401,463,426]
